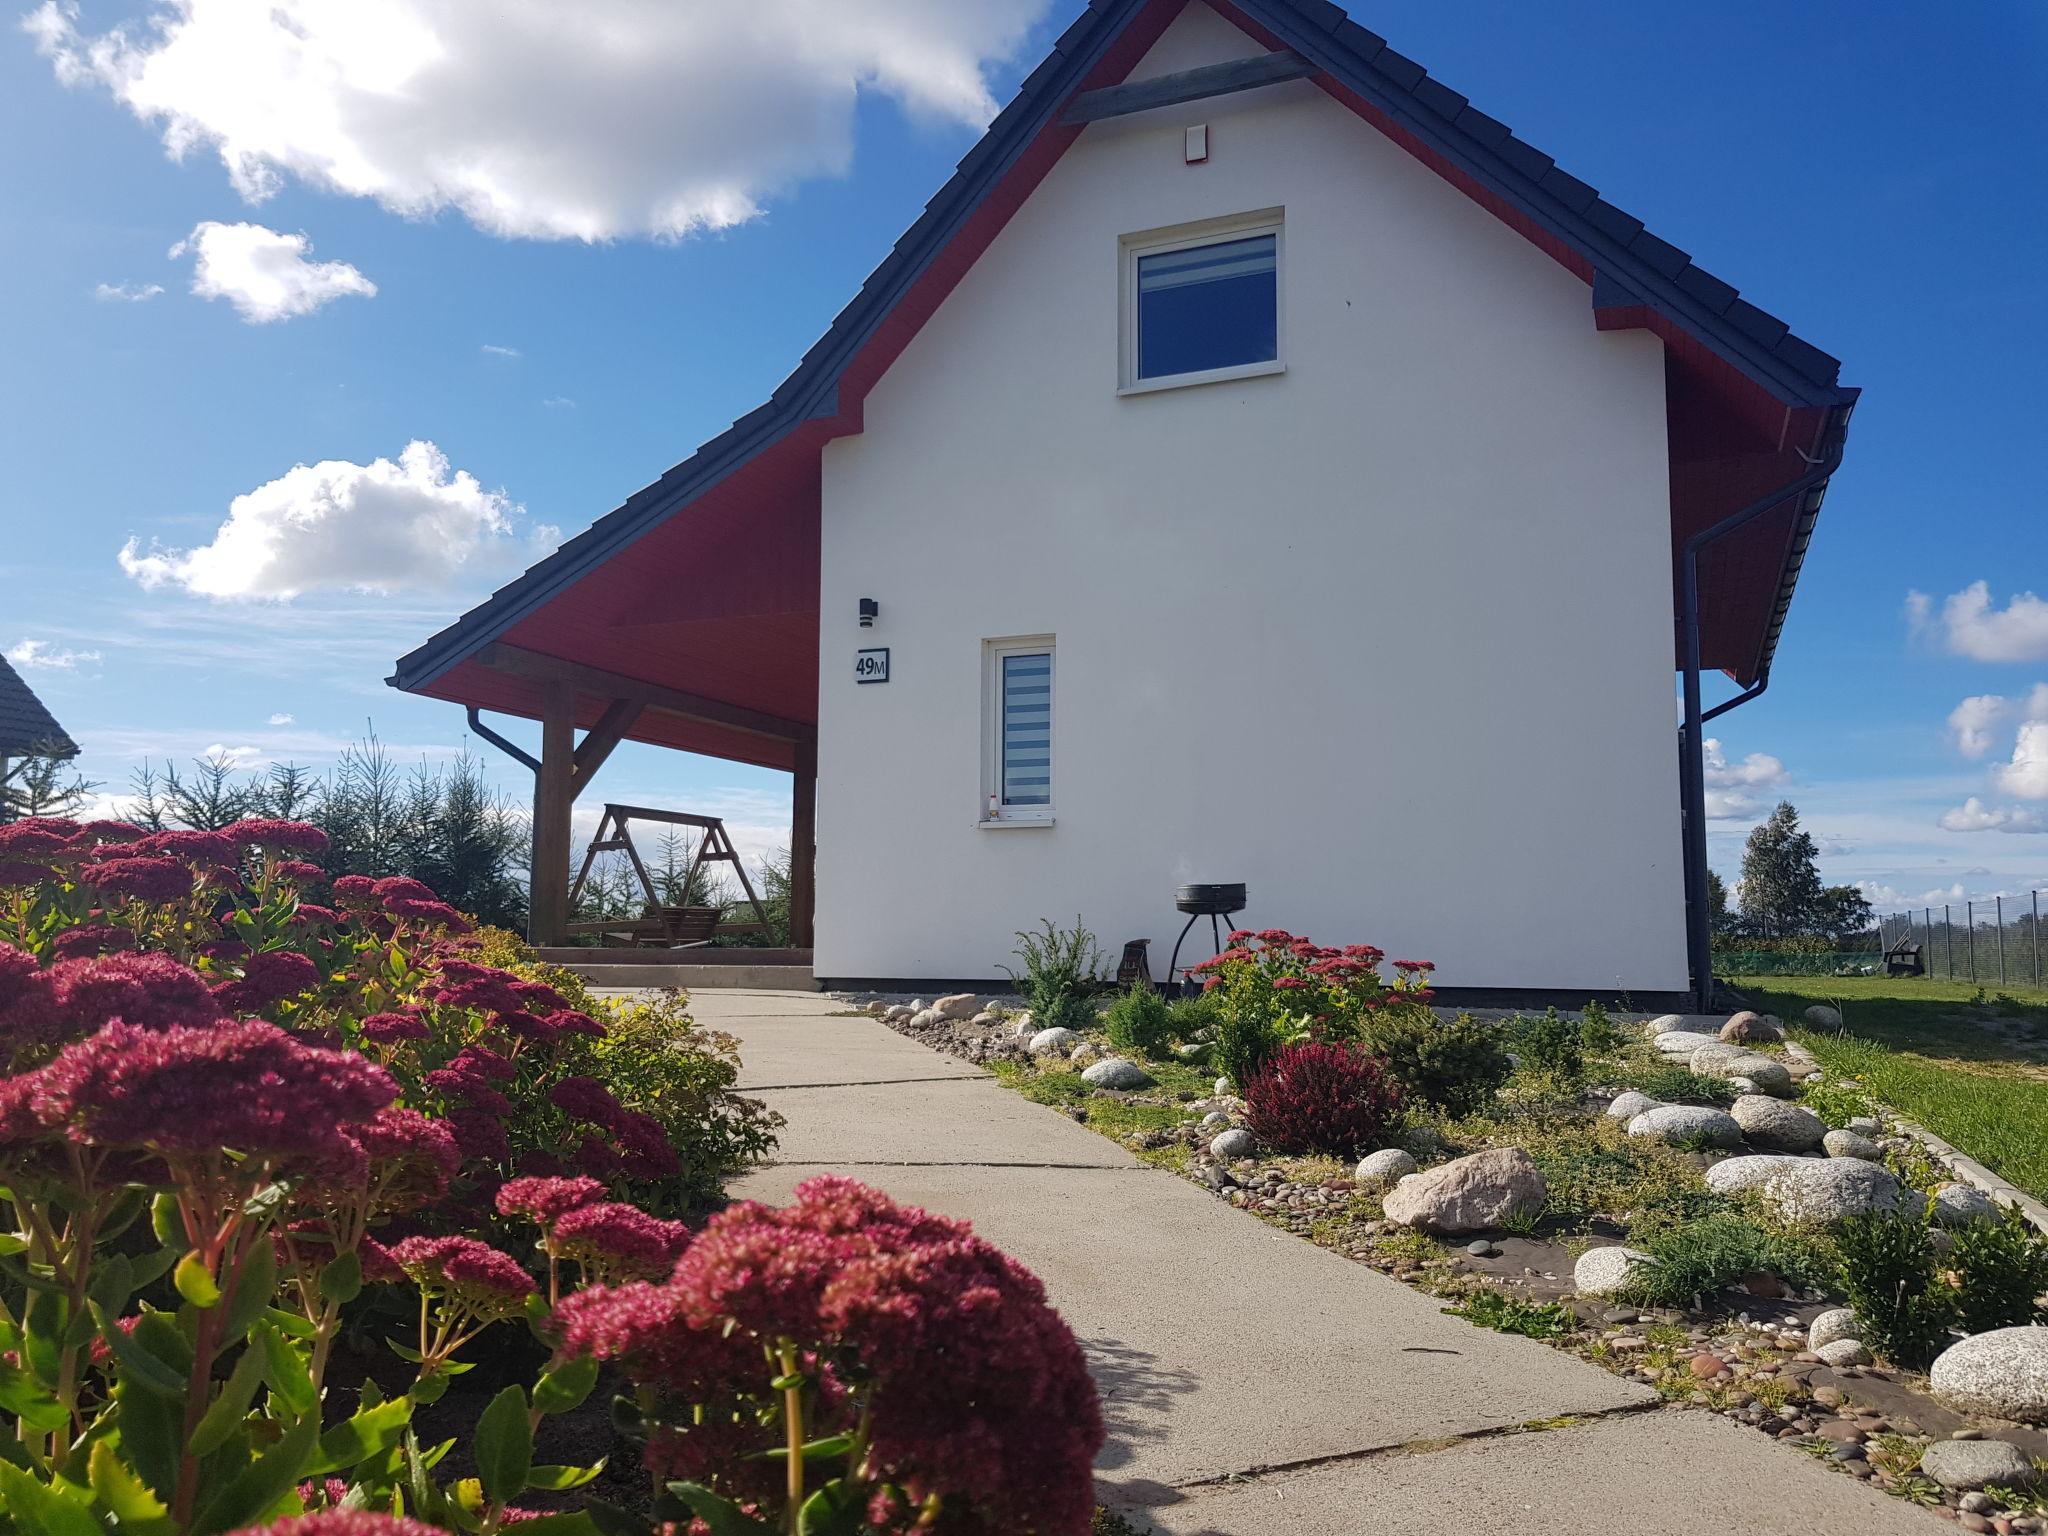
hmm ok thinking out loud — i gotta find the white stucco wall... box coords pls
[812,3,1689,993]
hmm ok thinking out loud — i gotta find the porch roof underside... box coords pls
[389,0,1858,767]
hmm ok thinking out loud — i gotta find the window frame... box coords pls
[981,636,1056,827]
[1119,210,1286,395]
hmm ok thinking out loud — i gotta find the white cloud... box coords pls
[1995,719,2048,801]
[1912,581,2048,663]
[266,711,295,725]
[541,396,576,410]
[118,439,553,599]
[93,279,163,301]
[1855,880,1909,909]
[1701,737,1790,820]
[1938,797,2047,834]
[5,638,102,669]
[481,344,520,358]
[169,220,374,322]
[26,0,1049,243]
[1948,694,2011,758]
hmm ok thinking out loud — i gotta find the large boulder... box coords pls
[1929,1328,2048,1424]
[1930,1181,2000,1225]
[1690,1047,1793,1096]
[1653,1030,1723,1059]
[1705,1155,1903,1223]
[1210,1127,1256,1160]
[1643,1013,1687,1036]
[1574,1246,1656,1297]
[1605,1090,1662,1121]
[1081,1057,1154,1091]
[1729,1094,1826,1152]
[1822,1129,1883,1160]
[1919,1438,2040,1492]
[1626,1105,1744,1150]
[1381,1147,1547,1236]
[1720,1010,1785,1044]
[1804,1004,1844,1029]
[933,993,982,1020]
[1808,1308,1860,1351]
[1028,1027,1081,1056]
[1354,1148,1418,1191]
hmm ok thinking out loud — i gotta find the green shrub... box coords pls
[1166,989,1223,1041]
[1508,1120,1710,1226]
[1214,1005,1283,1092]
[1446,1288,1573,1339]
[1578,999,1627,1054]
[1624,1213,1833,1308]
[1950,1206,2048,1333]
[1617,1063,1736,1107]
[1799,1074,1879,1129]
[1103,982,1176,1059]
[1364,1010,1511,1116]
[1005,915,1106,1035]
[1514,1009,1585,1081]
[1834,1209,1953,1369]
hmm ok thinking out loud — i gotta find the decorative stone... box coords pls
[1704,1155,1904,1222]
[1690,1047,1793,1096]
[1625,1104,1745,1149]
[970,1011,1001,1028]
[1028,1027,1080,1056]
[1574,1246,1657,1297]
[1354,1148,1419,1190]
[1210,1127,1257,1160]
[1729,1094,1826,1152]
[1464,1239,1497,1257]
[1919,1437,2041,1492]
[1605,1091,1662,1121]
[1214,1076,1232,1096]
[1643,1013,1687,1036]
[1808,1308,1860,1352]
[1653,1030,1723,1058]
[866,999,891,1018]
[1846,1116,1882,1136]
[1380,1147,1547,1236]
[1805,1004,1844,1029]
[1823,1129,1883,1160]
[1931,1181,2000,1225]
[1815,1339,1872,1368]
[1081,1057,1154,1091]
[885,1004,915,1023]
[908,1008,943,1029]
[1932,1329,2048,1424]
[1011,1019,1034,1037]
[933,993,981,1020]
[1721,1011,1786,1044]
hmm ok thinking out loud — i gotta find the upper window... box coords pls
[1122,215,1282,392]
[984,639,1054,823]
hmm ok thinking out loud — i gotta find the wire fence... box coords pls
[1874,893,2048,990]
[1713,890,2048,986]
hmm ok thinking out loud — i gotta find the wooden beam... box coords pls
[528,679,576,946]
[1059,51,1313,126]
[788,737,816,949]
[571,696,643,797]
[480,643,814,744]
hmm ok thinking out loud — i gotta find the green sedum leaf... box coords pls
[472,1386,533,1507]
[531,1354,599,1416]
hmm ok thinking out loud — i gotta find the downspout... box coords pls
[1678,409,1852,1011]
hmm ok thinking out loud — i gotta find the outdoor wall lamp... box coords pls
[858,598,878,628]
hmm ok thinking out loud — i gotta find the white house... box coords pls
[392,0,1857,1010]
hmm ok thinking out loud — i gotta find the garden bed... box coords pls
[861,943,2048,1532]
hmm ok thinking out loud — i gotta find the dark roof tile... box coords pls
[1452,105,1513,148]
[1583,198,1645,244]
[1411,77,1467,120]
[1331,18,1386,59]
[1627,230,1692,278]
[1538,166,1598,213]
[1674,264,1741,313]
[1723,299,1790,348]
[0,657,76,758]
[1371,45,1425,91]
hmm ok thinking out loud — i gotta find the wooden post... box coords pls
[788,737,816,949]
[528,680,576,946]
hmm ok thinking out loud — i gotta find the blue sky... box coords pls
[3,0,2045,914]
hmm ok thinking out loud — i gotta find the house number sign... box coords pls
[854,647,890,684]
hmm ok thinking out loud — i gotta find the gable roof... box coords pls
[0,655,78,759]
[392,0,1855,731]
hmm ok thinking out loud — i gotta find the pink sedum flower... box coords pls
[552,1201,690,1280]
[211,948,321,1012]
[358,1012,429,1045]
[77,856,195,904]
[227,1512,444,1536]
[47,950,227,1035]
[225,819,332,855]
[496,1175,606,1225]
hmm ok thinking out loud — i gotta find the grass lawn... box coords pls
[1732,973,2048,1202]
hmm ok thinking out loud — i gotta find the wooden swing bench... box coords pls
[563,803,772,948]
[1885,937,1925,977]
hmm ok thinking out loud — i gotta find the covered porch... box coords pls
[387,447,823,958]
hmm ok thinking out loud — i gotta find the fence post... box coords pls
[1967,901,1976,982]
[1997,895,2006,987]
[1944,904,1953,979]
[2036,889,2042,992]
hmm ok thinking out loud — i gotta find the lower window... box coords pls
[985,639,1054,822]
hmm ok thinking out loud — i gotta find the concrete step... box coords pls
[569,963,819,992]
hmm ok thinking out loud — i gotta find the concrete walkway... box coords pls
[677,990,1942,1534]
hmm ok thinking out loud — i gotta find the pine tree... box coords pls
[1738,801,1825,939]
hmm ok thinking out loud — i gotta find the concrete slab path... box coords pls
[679,991,1941,1534]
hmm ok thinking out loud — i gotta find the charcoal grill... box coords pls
[1168,882,1246,992]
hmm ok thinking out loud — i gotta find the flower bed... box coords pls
[0,816,1101,1535]
[864,929,2048,1528]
